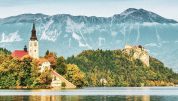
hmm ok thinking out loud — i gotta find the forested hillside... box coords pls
[66,49,178,87]
[0,48,177,88]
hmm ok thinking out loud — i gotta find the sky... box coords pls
[0,0,178,21]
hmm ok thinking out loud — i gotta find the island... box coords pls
[0,23,177,89]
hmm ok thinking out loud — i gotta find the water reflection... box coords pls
[0,95,174,101]
[1,87,178,101]
[29,96,79,101]
[125,95,150,101]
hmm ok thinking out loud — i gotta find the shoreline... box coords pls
[0,87,178,96]
[0,85,177,90]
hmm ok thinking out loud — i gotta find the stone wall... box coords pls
[123,45,150,67]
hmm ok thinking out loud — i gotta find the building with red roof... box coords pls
[11,45,28,59]
[11,23,39,59]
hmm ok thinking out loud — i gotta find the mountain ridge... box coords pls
[0,8,177,24]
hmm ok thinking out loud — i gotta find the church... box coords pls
[11,23,76,89]
[11,23,39,59]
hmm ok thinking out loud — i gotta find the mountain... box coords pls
[1,8,177,24]
[112,8,177,23]
[0,8,178,72]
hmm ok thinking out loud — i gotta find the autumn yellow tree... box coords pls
[64,64,85,87]
[44,52,57,68]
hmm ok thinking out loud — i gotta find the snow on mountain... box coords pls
[65,17,92,49]
[40,18,60,42]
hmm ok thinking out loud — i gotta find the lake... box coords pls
[0,87,178,101]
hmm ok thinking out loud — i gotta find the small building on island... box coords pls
[11,23,76,89]
[37,58,51,73]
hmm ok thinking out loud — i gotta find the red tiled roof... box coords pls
[11,50,28,59]
[37,58,49,65]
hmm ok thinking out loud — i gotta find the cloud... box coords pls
[0,31,22,43]
[144,43,158,47]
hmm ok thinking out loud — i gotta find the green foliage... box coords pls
[45,50,49,56]
[64,64,85,87]
[44,51,57,68]
[0,48,11,55]
[53,54,85,87]
[0,51,52,88]
[61,82,66,87]
[55,56,67,75]
[0,48,177,88]
[35,69,52,86]
[66,49,178,87]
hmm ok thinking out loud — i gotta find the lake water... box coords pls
[0,87,178,101]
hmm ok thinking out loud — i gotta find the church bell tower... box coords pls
[29,23,39,59]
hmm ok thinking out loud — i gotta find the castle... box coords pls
[123,45,150,67]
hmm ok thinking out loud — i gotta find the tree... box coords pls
[35,69,52,86]
[56,56,67,75]
[0,51,51,88]
[44,52,57,68]
[65,64,85,87]
[61,82,66,87]
[45,50,49,56]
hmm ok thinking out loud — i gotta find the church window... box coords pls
[34,42,37,46]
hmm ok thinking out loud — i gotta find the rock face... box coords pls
[123,45,150,67]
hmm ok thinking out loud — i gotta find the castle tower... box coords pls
[29,23,39,59]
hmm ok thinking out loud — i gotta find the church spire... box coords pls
[30,22,37,41]
[29,22,39,59]
[33,22,35,30]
